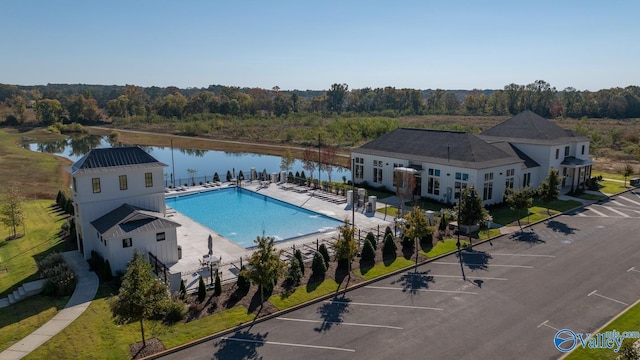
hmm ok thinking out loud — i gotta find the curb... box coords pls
[143,191,628,359]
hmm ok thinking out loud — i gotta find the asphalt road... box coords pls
[159,191,640,360]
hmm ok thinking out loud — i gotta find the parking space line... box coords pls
[490,253,555,258]
[587,290,629,306]
[365,285,478,295]
[627,267,640,273]
[432,261,533,269]
[428,274,507,281]
[609,200,629,207]
[276,317,404,330]
[606,207,631,217]
[617,196,640,206]
[537,320,559,331]
[324,300,443,311]
[221,337,356,352]
[587,207,608,217]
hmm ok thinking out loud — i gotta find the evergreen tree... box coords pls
[236,266,250,291]
[384,226,393,239]
[226,170,232,182]
[213,172,220,182]
[312,251,327,277]
[110,250,170,348]
[179,279,187,300]
[214,270,222,297]
[318,243,331,267]
[457,187,488,248]
[197,276,206,302]
[438,212,448,232]
[294,249,305,275]
[286,256,303,286]
[361,239,376,262]
[383,233,397,257]
[365,232,376,250]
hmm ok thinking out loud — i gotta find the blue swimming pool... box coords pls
[165,188,342,248]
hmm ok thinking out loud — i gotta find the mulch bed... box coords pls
[130,337,166,359]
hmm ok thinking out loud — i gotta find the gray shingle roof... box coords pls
[354,128,522,169]
[72,146,165,172]
[91,204,180,239]
[479,110,588,144]
[490,142,540,169]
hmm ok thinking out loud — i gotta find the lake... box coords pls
[25,135,351,186]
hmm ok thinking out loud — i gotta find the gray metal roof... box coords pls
[354,128,523,169]
[72,146,166,172]
[479,110,589,144]
[490,142,540,169]
[91,204,180,239]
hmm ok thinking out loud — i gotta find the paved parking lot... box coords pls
[159,190,640,360]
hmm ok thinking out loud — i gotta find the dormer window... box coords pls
[145,173,153,187]
[119,175,128,190]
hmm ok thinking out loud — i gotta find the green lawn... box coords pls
[490,198,580,227]
[269,278,340,310]
[0,200,74,297]
[577,193,608,201]
[565,301,640,360]
[26,286,255,360]
[358,257,414,280]
[597,180,629,195]
[422,238,469,258]
[592,171,626,181]
[475,228,502,240]
[0,295,69,352]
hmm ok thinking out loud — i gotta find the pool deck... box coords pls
[163,182,395,291]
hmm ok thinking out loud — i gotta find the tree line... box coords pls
[1,80,640,127]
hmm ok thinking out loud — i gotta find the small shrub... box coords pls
[365,232,376,250]
[38,253,76,297]
[318,243,331,267]
[214,271,222,297]
[213,172,220,182]
[226,170,232,182]
[197,276,206,302]
[383,233,397,257]
[384,226,393,239]
[286,256,303,286]
[88,250,105,278]
[312,251,327,277]
[361,239,376,262]
[164,299,187,323]
[294,249,305,275]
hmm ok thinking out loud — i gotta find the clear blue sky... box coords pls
[1,0,638,91]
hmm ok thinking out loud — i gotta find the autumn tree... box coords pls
[0,187,25,239]
[110,250,170,348]
[242,235,284,304]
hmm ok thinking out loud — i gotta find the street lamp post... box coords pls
[456,189,461,251]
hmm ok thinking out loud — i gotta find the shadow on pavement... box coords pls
[314,295,351,332]
[213,330,267,360]
[458,249,492,271]
[509,229,545,244]
[546,220,578,235]
[391,270,435,294]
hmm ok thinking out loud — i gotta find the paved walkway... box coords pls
[0,251,98,360]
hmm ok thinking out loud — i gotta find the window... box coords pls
[145,173,153,187]
[581,145,585,155]
[522,173,531,187]
[483,173,493,201]
[462,173,469,181]
[92,178,101,193]
[119,175,128,190]
[455,172,461,180]
[156,232,166,242]
[373,168,383,184]
[354,157,364,180]
[505,168,515,189]
[555,149,560,159]
[454,181,467,199]
[564,146,570,156]
[427,168,440,196]
[122,238,132,248]
[73,177,77,193]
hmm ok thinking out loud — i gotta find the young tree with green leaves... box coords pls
[280,146,295,173]
[0,187,25,239]
[242,235,284,304]
[457,187,488,249]
[622,163,635,187]
[333,220,358,271]
[538,168,561,215]
[403,206,434,270]
[505,187,535,231]
[110,250,170,348]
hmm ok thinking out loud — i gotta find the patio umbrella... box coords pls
[208,234,213,256]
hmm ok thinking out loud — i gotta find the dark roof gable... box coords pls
[91,204,180,239]
[72,146,163,171]
[480,110,580,141]
[355,128,521,169]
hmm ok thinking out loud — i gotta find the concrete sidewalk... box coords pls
[0,251,98,360]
